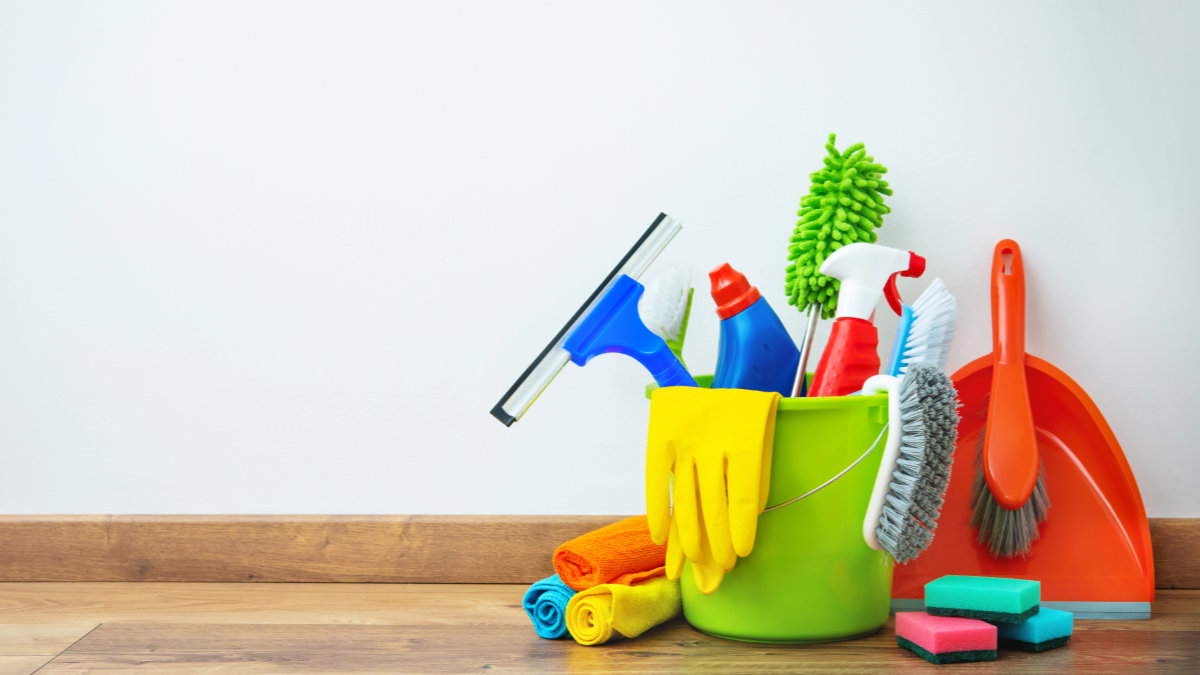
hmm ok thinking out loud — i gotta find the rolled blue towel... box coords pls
[523,574,576,639]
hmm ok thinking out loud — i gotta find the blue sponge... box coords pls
[997,607,1073,652]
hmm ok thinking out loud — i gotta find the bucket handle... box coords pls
[761,422,890,513]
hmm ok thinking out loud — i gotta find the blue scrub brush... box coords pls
[885,278,957,377]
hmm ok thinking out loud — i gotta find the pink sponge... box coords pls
[896,612,997,664]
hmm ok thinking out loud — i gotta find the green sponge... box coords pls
[784,133,892,319]
[925,575,1040,624]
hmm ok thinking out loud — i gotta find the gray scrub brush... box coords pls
[862,364,960,564]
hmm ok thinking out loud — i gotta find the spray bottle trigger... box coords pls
[884,252,927,315]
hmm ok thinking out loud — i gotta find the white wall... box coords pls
[2,1,1197,516]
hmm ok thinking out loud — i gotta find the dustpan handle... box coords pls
[993,240,1026,364]
[984,240,1039,509]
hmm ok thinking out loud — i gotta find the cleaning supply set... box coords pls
[639,240,959,640]
[650,161,959,640]
[497,131,1148,649]
[495,135,964,644]
[896,574,1074,664]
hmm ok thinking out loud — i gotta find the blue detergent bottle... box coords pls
[709,263,800,396]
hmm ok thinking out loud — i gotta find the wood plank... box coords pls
[0,624,96,655]
[0,656,56,675]
[37,619,1200,675]
[2,583,1195,630]
[0,583,531,626]
[0,585,1192,674]
[0,516,1194,586]
[1153,518,1200,589]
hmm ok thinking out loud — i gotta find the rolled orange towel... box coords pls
[553,516,667,591]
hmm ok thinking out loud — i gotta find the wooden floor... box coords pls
[0,584,1196,674]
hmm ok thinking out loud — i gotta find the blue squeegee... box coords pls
[490,213,692,426]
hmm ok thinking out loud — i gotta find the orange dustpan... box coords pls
[893,240,1154,619]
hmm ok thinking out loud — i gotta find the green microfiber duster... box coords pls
[785,133,893,320]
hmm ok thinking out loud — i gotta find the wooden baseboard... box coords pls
[0,515,620,583]
[0,515,1195,587]
[1152,518,1200,589]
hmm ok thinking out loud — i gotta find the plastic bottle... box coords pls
[709,263,800,396]
[808,243,925,397]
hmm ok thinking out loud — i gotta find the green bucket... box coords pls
[649,376,893,643]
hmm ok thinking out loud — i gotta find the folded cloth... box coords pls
[646,386,781,595]
[553,515,667,592]
[522,574,576,639]
[565,576,682,646]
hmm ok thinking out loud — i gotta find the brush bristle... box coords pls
[899,278,957,375]
[876,364,960,563]
[638,266,691,343]
[969,441,1051,557]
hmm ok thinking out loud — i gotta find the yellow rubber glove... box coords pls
[646,386,781,595]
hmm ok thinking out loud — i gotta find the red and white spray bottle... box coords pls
[808,243,925,397]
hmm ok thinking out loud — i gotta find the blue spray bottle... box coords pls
[709,263,800,396]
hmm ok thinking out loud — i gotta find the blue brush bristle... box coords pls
[888,278,957,377]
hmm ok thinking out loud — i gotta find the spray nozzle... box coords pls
[820,243,925,321]
[884,252,926,315]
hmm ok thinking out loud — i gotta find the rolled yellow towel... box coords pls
[564,576,682,646]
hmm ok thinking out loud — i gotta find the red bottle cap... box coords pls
[709,263,761,319]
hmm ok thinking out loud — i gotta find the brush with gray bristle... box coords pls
[863,363,960,564]
[969,445,1050,557]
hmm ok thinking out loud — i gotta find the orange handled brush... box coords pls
[985,241,1038,506]
[969,240,1049,556]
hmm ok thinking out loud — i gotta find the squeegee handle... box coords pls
[646,344,699,388]
[595,324,697,388]
[983,239,1039,509]
[564,275,697,388]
